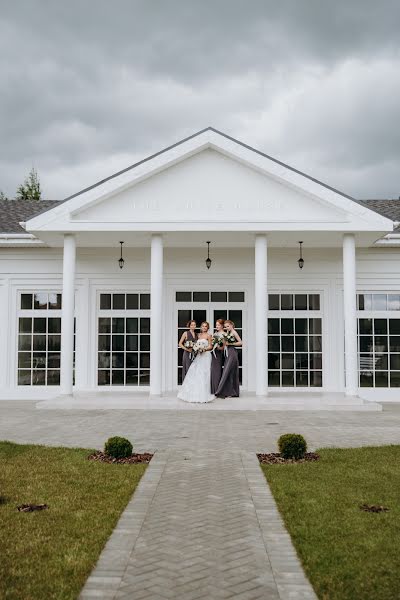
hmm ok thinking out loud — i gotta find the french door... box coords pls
[175,290,246,387]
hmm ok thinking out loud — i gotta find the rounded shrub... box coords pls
[104,436,133,459]
[278,433,307,460]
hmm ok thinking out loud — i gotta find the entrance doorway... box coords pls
[175,290,246,387]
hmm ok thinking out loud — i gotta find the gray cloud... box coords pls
[1,0,399,199]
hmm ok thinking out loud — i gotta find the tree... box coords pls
[16,167,41,201]
[0,190,8,200]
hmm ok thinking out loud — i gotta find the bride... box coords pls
[177,321,215,403]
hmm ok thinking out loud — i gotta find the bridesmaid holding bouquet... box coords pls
[178,320,197,381]
[215,320,242,398]
[210,319,225,394]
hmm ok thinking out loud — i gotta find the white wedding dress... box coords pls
[178,342,215,404]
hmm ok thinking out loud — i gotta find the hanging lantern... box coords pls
[298,241,304,269]
[205,241,212,270]
[118,241,125,269]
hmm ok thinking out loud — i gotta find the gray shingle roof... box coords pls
[359,199,400,222]
[0,199,62,233]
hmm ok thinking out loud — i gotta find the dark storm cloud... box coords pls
[1,0,399,198]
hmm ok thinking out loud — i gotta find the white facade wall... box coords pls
[1,245,400,398]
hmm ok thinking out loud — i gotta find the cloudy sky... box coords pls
[1,1,399,200]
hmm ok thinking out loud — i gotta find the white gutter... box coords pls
[0,233,36,239]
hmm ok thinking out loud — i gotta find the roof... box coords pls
[0,199,62,233]
[65,126,358,203]
[359,199,400,222]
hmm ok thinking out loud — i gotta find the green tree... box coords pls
[0,190,8,200]
[16,167,41,201]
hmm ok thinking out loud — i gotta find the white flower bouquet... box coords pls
[193,338,209,356]
[211,334,224,349]
[223,332,236,345]
[184,340,194,350]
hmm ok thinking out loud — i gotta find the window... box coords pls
[17,292,74,386]
[176,291,245,303]
[98,292,150,386]
[357,293,400,387]
[267,293,322,388]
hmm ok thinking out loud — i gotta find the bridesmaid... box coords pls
[178,320,197,381]
[215,320,242,398]
[211,319,225,394]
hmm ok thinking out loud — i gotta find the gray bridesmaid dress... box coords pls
[211,339,224,394]
[182,330,197,381]
[215,345,240,398]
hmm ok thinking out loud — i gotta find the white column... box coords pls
[343,233,358,396]
[255,234,268,396]
[150,234,163,395]
[60,234,76,395]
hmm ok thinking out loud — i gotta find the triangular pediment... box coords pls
[25,127,393,234]
[74,148,348,224]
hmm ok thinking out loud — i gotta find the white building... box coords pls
[1,127,400,405]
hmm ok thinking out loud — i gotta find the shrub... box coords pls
[104,437,133,459]
[278,433,307,460]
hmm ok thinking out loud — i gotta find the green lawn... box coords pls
[0,441,147,600]
[262,446,400,600]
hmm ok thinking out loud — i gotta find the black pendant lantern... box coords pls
[205,241,212,270]
[298,241,304,270]
[118,241,125,270]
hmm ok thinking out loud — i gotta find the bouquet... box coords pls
[184,340,194,350]
[193,339,209,356]
[223,332,236,345]
[211,334,224,349]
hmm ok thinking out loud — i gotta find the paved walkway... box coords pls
[80,450,316,600]
[2,401,400,599]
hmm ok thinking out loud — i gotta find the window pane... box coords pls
[295,294,308,310]
[282,371,294,386]
[140,318,150,333]
[98,335,110,351]
[372,294,387,310]
[100,293,111,310]
[358,294,365,310]
[295,336,308,352]
[268,319,280,334]
[139,370,150,385]
[211,291,227,302]
[388,295,400,311]
[18,370,31,385]
[268,353,280,369]
[268,336,280,352]
[359,336,373,352]
[375,372,388,387]
[98,370,110,386]
[360,372,373,387]
[19,318,32,333]
[98,318,111,333]
[295,318,308,334]
[359,319,373,335]
[34,293,48,309]
[178,310,191,328]
[112,317,125,333]
[140,353,150,368]
[126,318,138,333]
[390,372,400,387]
[126,370,139,385]
[126,335,138,351]
[48,335,61,351]
[310,371,322,387]
[374,336,388,352]
[193,291,209,302]
[112,294,125,310]
[362,294,373,310]
[112,370,124,385]
[32,370,46,385]
[282,337,294,352]
[390,336,400,352]
[268,371,280,386]
[176,291,191,302]
[389,320,400,335]
[268,295,280,310]
[21,294,32,309]
[33,335,46,351]
[140,335,150,351]
[112,353,124,368]
[375,354,388,370]
[309,354,322,369]
[47,353,60,368]
[309,318,322,334]
[281,295,293,310]
[390,354,400,370]
[296,353,309,368]
[229,292,245,302]
[374,319,387,335]
[281,354,294,369]
[309,336,322,352]
[18,335,31,351]
[308,294,320,310]
[296,371,309,386]
[18,353,31,368]
[48,318,61,334]
[33,318,46,333]
[140,294,150,309]
[228,311,242,328]
[98,353,110,368]
[126,353,138,368]
[48,293,62,309]
[112,335,125,351]
[126,294,139,309]
[281,319,293,334]
[47,370,60,385]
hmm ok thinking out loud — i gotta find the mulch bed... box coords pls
[360,503,389,513]
[88,451,153,464]
[17,503,49,512]
[257,452,320,464]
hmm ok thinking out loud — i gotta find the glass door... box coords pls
[175,290,246,387]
